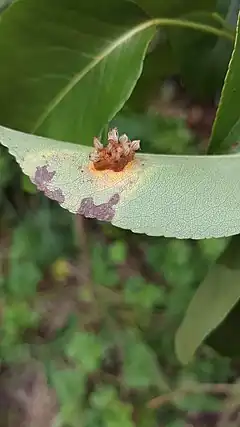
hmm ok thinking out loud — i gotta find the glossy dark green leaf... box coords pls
[134,0,217,18]
[168,12,233,100]
[208,12,240,153]
[0,0,233,148]
[0,0,155,144]
[206,233,240,358]
[206,298,240,358]
[127,37,177,111]
[175,235,240,364]
[221,117,240,149]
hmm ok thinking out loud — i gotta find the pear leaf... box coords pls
[2,125,240,239]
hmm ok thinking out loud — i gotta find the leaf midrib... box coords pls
[32,17,234,134]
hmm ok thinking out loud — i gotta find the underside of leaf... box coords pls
[2,125,240,239]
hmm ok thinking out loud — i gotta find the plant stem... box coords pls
[148,382,239,409]
[152,17,235,41]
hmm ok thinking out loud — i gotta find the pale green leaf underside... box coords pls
[2,125,240,239]
[175,264,240,364]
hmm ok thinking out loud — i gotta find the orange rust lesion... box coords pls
[89,127,140,173]
[88,158,136,176]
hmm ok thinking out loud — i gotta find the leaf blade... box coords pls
[0,0,233,146]
[33,25,156,142]
[175,263,240,364]
[134,0,216,18]
[2,125,240,239]
[0,0,155,144]
[208,11,240,153]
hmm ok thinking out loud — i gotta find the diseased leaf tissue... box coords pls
[29,128,142,223]
[33,165,65,204]
[77,128,139,221]
[90,128,140,172]
[2,124,240,239]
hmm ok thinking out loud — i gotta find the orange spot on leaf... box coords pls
[89,127,140,173]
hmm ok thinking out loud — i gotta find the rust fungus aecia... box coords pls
[89,128,140,172]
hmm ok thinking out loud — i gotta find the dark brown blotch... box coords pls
[33,165,56,190]
[32,165,65,205]
[78,193,120,222]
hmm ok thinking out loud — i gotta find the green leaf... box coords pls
[51,368,86,426]
[51,368,85,404]
[127,37,177,112]
[2,301,39,335]
[175,235,240,364]
[198,237,229,261]
[0,0,155,144]
[90,386,135,427]
[134,0,217,18]
[220,117,240,151]
[66,331,104,373]
[208,12,240,153]
[91,242,119,287]
[123,276,165,310]
[108,241,127,264]
[90,385,118,409]
[103,402,134,427]
[7,260,42,298]
[168,12,233,100]
[120,330,169,390]
[0,0,233,145]
[206,234,240,358]
[4,125,240,238]
[206,298,240,358]
[21,174,38,194]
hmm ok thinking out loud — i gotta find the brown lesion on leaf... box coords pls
[32,165,65,204]
[45,188,65,204]
[33,165,56,190]
[78,193,120,222]
[89,128,140,172]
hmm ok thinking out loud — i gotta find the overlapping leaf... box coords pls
[134,0,216,18]
[175,234,240,363]
[175,264,240,364]
[0,0,233,147]
[0,0,155,144]
[174,14,240,364]
[167,12,233,100]
[209,11,240,153]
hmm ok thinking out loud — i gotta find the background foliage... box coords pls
[0,0,240,426]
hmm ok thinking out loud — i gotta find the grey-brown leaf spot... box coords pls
[32,165,65,205]
[78,193,120,221]
[45,188,65,204]
[33,165,56,190]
